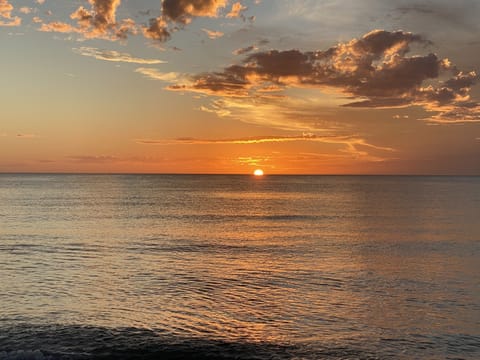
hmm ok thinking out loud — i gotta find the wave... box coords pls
[0,324,379,360]
[3,324,478,359]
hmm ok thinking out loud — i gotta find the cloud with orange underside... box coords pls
[226,2,247,18]
[162,0,227,24]
[39,0,137,40]
[36,0,237,43]
[202,28,224,39]
[142,0,230,43]
[158,30,479,124]
[0,0,21,26]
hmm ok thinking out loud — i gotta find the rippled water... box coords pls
[0,174,479,359]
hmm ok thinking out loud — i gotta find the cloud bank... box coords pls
[163,30,479,124]
[36,0,247,42]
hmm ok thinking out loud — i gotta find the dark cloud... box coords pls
[142,0,229,42]
[166,30,479,123]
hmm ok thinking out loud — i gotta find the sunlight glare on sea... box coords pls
[0,174,479,359]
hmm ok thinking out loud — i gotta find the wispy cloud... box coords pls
[135,134,395,163]
[73,47,165,64]
[135,67,181,82]
[135,134,393,150]
[233,45,257,55]
[67,155,119,163]
[16,133,38,139]
[202,28,224,39]
[18,7,32,14]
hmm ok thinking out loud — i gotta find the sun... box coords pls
[253,169,264,176]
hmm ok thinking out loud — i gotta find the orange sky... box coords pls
[1,0,479,174]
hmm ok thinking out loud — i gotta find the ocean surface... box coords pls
[0,174,479,359]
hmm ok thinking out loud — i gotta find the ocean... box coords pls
[0,174,479,359]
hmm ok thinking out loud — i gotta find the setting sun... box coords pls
[253,169,264,176]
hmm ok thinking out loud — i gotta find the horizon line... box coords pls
[0,172,479,177]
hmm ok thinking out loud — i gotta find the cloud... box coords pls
[142,0,229,43]
[40,21,78,33]
[0,0,21,26]
[232,45,257,55]
[0,0,13,18]
[422,105,480,124]
[135,134,395,163]
[73,47,165,64]
[226,2,247,18]
[72,0,120,33]
[202,28,224,39]
[40,0,137,40]
[67,155,119,163]
[135,68,181,82]
[163,30,479,124]
[135,134,390,148]
[115,18,137,39]
[0,16,20,26]
[162,0,227,24]
[142,17,170,41]
[19,7,32,14]
[35,0,240,42]
[65,154,178,165]
[16,133,38,139]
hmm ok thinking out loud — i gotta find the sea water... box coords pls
[0,174,479,359]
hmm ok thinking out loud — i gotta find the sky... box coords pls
[1,0,479,174]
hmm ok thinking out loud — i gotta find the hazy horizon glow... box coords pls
[1,0,479,174]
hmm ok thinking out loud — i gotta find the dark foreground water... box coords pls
[0,174,479,359]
